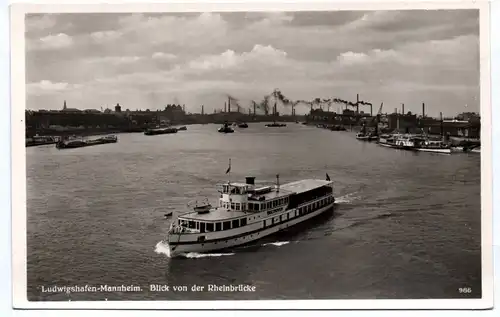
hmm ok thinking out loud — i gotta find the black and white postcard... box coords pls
[10,0,493,310]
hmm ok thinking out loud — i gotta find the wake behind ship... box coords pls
[166,169,335,257]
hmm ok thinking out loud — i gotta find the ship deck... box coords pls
[179,179,332,222]
[248,188,293,200]
[280,179,332,194]
[179,208,249,221]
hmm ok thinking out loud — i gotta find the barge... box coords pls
[144,127,178,135]
[56,135,117,149]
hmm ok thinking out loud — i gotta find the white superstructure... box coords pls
[167,176,335,257]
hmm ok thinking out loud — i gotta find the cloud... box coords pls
[28,33,73,50]
[337,51,369,64]
[27,80,81,95]
[152,52,177,60]
[25,14,56,30]
[90,30,122,42]
[24,10,480,117]
[85,56,142,65]
[187,45,288,71]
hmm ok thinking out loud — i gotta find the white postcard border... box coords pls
[10,0,494,310]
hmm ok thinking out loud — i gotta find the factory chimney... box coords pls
[422,103,425,118]
[356,94,359,114]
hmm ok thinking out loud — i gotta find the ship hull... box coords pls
[416,148,451,154]
[56,138,117,149]
[167,201,334,257]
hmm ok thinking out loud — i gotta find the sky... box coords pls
[25,10,480,117]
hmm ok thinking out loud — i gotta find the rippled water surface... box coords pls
[26,123,482,300]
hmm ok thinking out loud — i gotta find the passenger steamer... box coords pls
[167,173,335,257]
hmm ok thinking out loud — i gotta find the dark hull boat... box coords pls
[237,123,249,128]
[329,125,346,131]
[144,127,178,135]
[56,135,117,149]
[218,122,234,133]
[26,135,57,147]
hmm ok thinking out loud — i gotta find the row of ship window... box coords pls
[179,195,333,233]
[219,196,290,211]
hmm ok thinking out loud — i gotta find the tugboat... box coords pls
[165,164,335,257]
[217,122,234,133]
[355,124,378,141]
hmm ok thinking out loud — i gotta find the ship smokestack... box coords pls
[422,102,425,117]
[245,176,255,185]
[402,103,405,115]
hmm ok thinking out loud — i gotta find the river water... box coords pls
[26,123,482,301]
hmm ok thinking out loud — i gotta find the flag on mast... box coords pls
[226,158,231,174]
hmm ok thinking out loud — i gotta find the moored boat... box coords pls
[26,135,57,147]
[166,172,335,257]
[355,132,378,141]
[416,139,451,154]
[237,122,249,128]
[469,146,481,154]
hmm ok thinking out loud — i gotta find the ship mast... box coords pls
[226,158,232,206]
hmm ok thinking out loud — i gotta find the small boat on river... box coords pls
[218,122,234,133]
